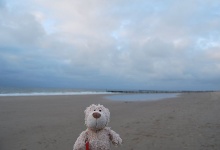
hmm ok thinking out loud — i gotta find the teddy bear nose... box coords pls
[93,112,101,118]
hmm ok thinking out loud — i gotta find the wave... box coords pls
[0,91,112,97]
[0,88,112,97]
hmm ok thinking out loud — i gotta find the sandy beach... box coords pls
[0,92,220,150]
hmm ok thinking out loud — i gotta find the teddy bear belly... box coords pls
[89,140,111,150]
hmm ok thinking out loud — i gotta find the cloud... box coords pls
[0,0,220,90]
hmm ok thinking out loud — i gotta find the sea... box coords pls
[0,87,110,97]
[0,87,179,101]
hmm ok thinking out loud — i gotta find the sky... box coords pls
[0,0,220,90]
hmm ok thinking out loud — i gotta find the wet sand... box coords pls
[0,92,220,150]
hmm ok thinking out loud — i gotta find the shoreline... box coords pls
[0,92,220,150]
[0,87,217,97]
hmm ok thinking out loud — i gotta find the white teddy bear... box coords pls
[73,104,122,150]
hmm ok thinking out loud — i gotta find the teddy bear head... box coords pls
[84,104,110,131]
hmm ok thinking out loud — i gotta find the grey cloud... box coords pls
[0,16,45,47]
[0,0,220,90]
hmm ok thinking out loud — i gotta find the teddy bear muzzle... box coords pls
[92,112,101,119]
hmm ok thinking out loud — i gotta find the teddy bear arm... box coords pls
[73,131,87,150]
[109,129,122,146]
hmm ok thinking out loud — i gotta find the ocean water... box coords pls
[105,93,179,101]
[0,87,179,101]
[0,87,111,96]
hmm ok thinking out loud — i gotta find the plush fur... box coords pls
[73,104,122,150]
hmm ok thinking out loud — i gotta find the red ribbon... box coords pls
[86,141,89,150]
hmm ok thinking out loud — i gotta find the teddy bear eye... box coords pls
[94,109,96,111]
[99,110,101,112]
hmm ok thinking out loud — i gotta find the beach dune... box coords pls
[0,92,220,150]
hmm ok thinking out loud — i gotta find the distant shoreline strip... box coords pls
[0,90,216,97]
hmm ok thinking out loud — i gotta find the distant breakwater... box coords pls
[106,90,216,94]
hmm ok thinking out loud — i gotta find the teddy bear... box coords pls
[73,104,122,150]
